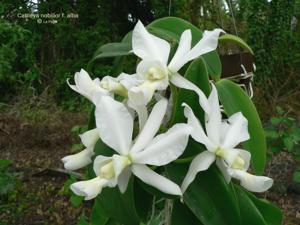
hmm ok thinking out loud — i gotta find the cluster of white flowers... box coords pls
[62,21,273,200]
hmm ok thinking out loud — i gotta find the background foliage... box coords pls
[0,0,299,116]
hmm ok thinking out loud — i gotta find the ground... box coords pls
[0,99,299,225]
[0,100,91,225]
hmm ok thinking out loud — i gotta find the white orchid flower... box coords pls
[124,20,224,113]
[71,96,192,200]
[68,69,128,103]
[181,84,273,193]
[68,69,148,129]
[62,128,99,170]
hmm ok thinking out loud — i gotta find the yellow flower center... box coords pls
[146,67,167,80]
[231,156,245,169]
[100,80,128,97]
[215,147,245,170]
[99,156,132,180]
[99,161,115,179]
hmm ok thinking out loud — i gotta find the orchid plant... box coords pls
[61,17,282,225]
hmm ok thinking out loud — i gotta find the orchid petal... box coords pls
[68,69,107,101]
[170,73,210,113]
[118,73,145,90]
[132,123,191,166]
[228,169,273,192]
[62,147,94,170]
[112,154,130,178]
[130,98,168,153]
[95,96,133,155]
[222,112,250,149]
[182,29,224,63]
[118,167,132,193]
[168,29,192,72]
[79,128,99,148]
[205,84,222,145]
[182,103,215,151]
[131,164,182,195]
[127,81,156,106]
[132,20,170,65]
[130,104,148,131]
[181,151,216,193]
[70,177,108,200]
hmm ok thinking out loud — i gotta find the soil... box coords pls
[0,104,300,225]
[0,106,91,225]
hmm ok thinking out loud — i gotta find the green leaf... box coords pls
[147,17,221,81]
[275,106,284,115]
[70,193,84,207]
[292,170,300,183]
[235,187,267,225]
[95,177,141,225]
[202,51,222,81]
[77,215,89,225]
[92,43,132,60]
[264,129,279,139]
[270,117,282,125]
[235,186,283,225]
[133,179,153,222]
[170,57,211,125]
[218,34,254,55]
[0,159,11,170]
[171,200,203,225]
[166,163,240,225]
[283,136,294,151]
[71,143,84,152]
[91,201,109,225]
[270,146,282,154]
[216,79,266,174]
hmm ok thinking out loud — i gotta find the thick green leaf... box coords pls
[91,202,109,225]
[95,177,140,225]
[235,186,282,225]
[170,57,211,125]
[133,179,153,222]
[171,200,203,225]
[216,79,266,174]
[202,51,222,82]
[166,163,240,225]
[92,42,132,61]
[219,34,254,54]
[244,190,283,225]
[235,187,267,225]
[147,17,222,81]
